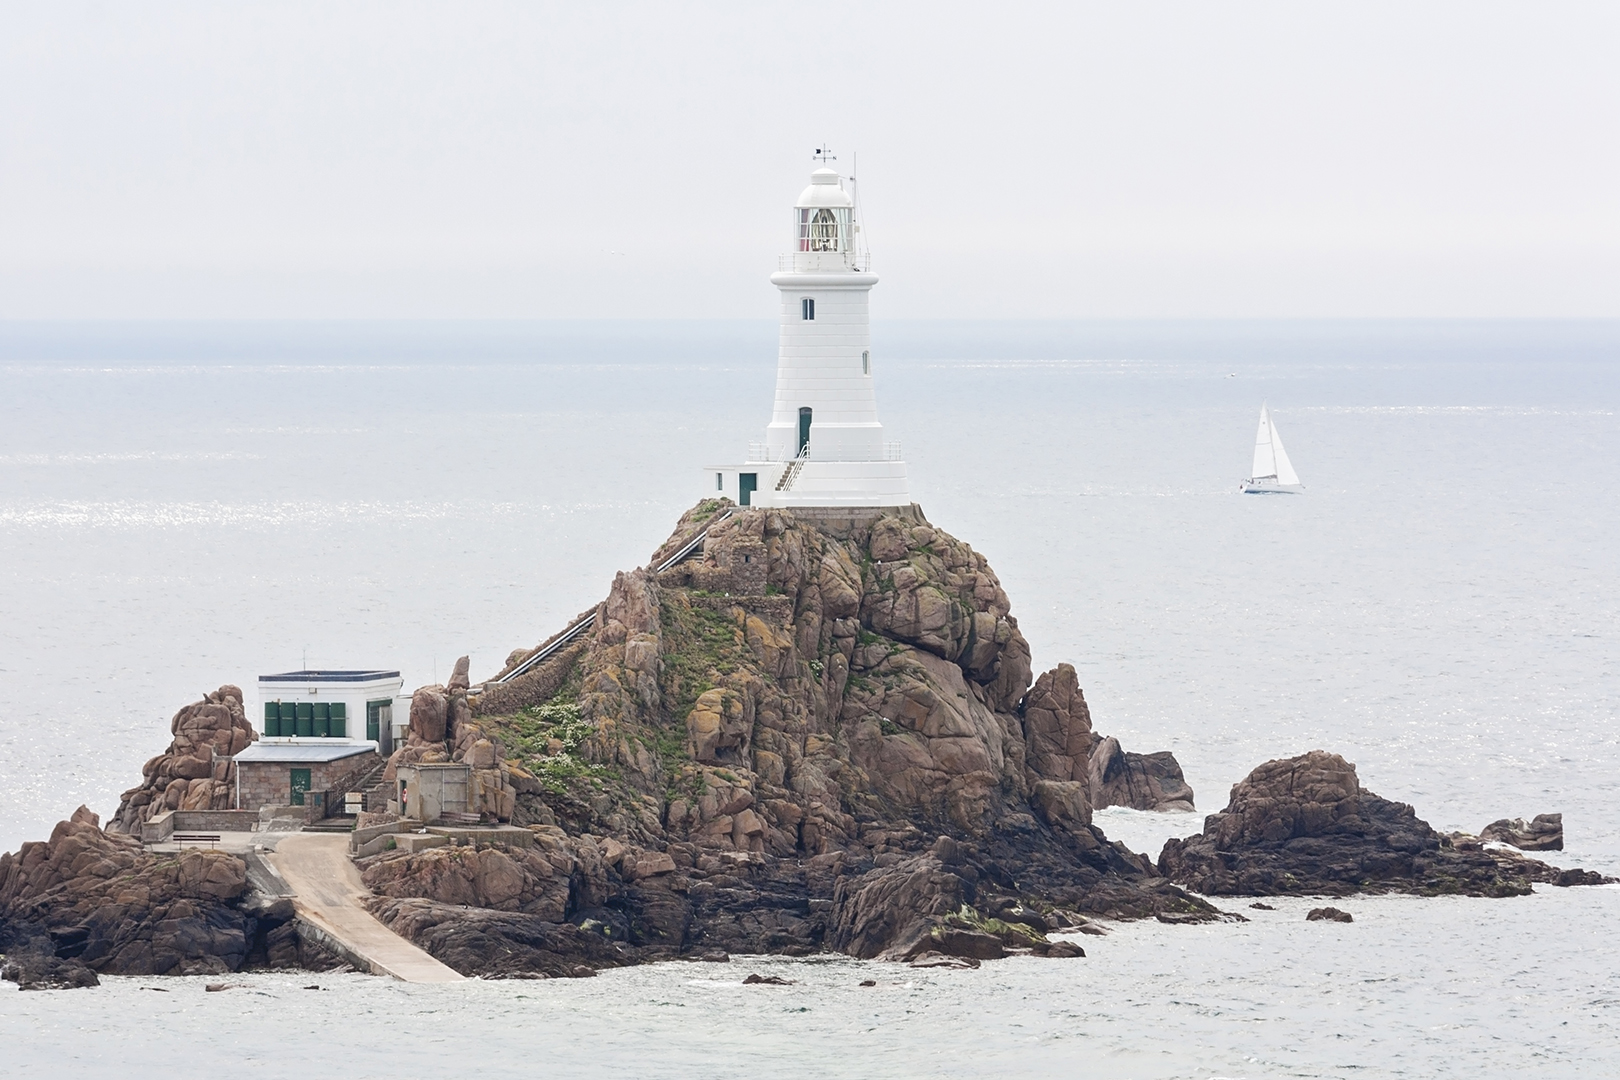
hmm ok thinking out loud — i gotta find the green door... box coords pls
[366,700,386,741]
[289,768,312,806]
[797,407,812,455]
[739,473,757,507]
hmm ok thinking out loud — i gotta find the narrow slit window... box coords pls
[862,349,870,375]
[716,472,723,491]
[801,297,815,320]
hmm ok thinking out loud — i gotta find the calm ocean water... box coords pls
[2,319,1617,1077]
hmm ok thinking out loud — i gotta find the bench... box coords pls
[171,833,222,849]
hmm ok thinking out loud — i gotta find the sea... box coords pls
[1,318,1616,1078]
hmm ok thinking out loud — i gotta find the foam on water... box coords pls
[2,319,1617,1075]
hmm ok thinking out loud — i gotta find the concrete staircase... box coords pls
[343,760,391,814]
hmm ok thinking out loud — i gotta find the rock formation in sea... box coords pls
[10,504,1607,985]
[1088,735,1195,812]
[360,503,1220,975]
[0,801,339,989]
[105,686,259,834]
[1478,813,1563,851]
[1157,751,1609,897]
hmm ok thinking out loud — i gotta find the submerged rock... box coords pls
[1158,752,1606,897]
[1307,906,1353,923]
[1480,814,1564,852]
[1088,736,1195,813]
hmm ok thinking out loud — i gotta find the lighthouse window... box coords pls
[862,350,870,375]
[801,298,815,321]
[808,208,839,251]
[716,472,723,491]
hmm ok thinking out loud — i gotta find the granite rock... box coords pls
[1158,752,1602,897]
[106,686,257,833]
[1088,736,1195,813]
[1480,813,1563,852]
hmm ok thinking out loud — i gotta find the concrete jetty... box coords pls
[268,832,464,983]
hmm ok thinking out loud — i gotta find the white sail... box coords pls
[1269,411,1300,486]
[1251,405,1277,479]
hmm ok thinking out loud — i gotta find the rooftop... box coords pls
[235,740,379,763]
[258,669,401,684]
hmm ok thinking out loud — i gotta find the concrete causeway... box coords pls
[268,832,465,983]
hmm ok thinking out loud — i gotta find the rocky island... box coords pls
[2,502,1608,988]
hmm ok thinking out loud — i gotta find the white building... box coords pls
[707,158,910,508]
[256,668,402,752]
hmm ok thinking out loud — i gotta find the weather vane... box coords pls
[813,145,836,164]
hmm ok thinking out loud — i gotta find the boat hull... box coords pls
[1242,480,1304,494]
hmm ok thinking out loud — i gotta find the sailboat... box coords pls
[1242,404,1303,494]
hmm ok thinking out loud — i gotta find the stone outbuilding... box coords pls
[233,741,381,814]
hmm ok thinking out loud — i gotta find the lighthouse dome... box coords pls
[796,168,854,209]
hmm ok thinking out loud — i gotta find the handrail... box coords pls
[654,507,734,573]
[492,611,598,685]
[775,451,808,491]
[490,508,737,686]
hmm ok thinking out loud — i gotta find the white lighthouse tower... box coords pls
[707,157,910,508]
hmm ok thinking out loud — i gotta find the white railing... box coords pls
[776,252,872,273]
[747,441,903,462]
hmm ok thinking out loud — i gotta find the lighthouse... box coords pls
[707,158,910,508]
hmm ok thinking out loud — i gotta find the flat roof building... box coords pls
[257,669,402,751]
[245,668,400,814]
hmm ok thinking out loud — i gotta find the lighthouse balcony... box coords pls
[778,251,871,274]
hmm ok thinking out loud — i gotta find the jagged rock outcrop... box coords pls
[1089,736,1196,813]
[491,505,1096,849]
[0,806,254,980]
[1479,813,1563,851]
[0,803,342,985]
[106,686,257,833]
[1158,752,1603,897]
[384,656,520,820]
[359,502,1226,972]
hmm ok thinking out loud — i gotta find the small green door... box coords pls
[739,473,757,506]
[797,407,812,455]
[289,768,312,806]
[366,700,386,741]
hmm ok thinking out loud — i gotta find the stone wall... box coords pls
[236,752,380,812]
[140,809,262,842]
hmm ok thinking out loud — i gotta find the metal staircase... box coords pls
[487,508,736,687]
[775,450,808,491]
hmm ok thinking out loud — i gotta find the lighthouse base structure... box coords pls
[706,459,911,510]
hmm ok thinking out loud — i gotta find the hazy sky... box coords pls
[2,2,1616,319]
